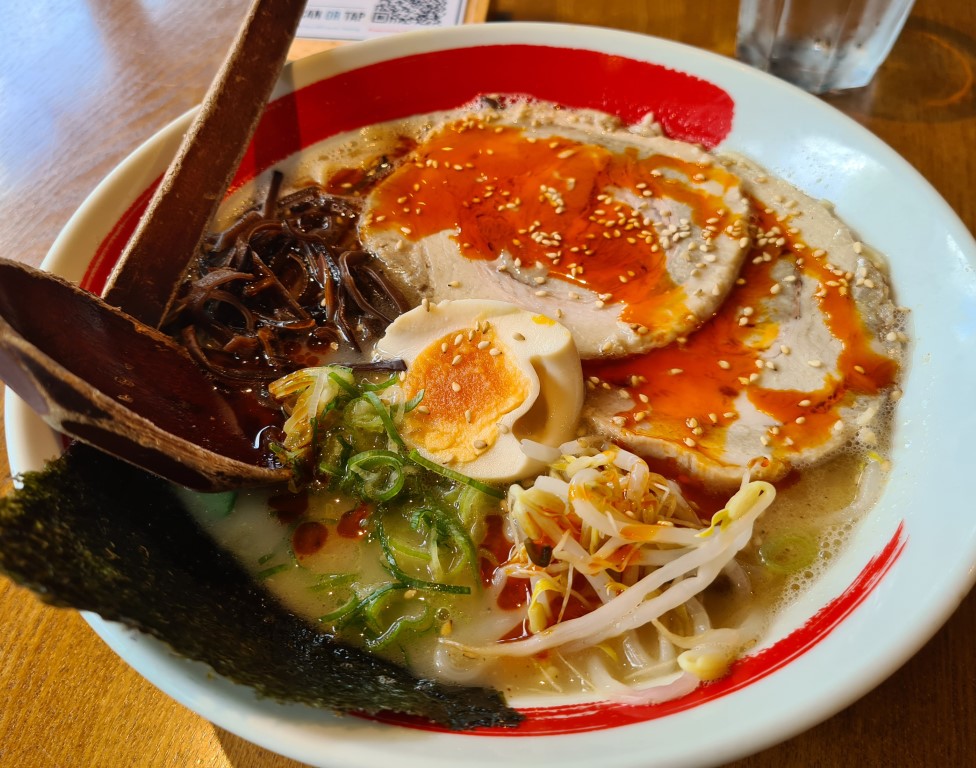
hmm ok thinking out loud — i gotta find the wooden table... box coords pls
[1,1,974,765]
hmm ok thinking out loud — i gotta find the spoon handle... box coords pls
[101,0,308,327]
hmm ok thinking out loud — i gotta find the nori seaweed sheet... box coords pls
[0,443,522,730]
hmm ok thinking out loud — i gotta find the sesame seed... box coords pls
[489,348,502,356]
[473,439,488,450]
[464,409,472,423]
[513,332,525,341]
[669,368,684,375]
[854,365,866,374]
[795,416,806,424]
[807,359,823,368]
[451,382,461,392]
[798,399,812,407]
[451,354,462,366]
[416,406,430,415]
[454,334,463,346]
[718,360,731,370]
[477,340,490,350]
[421,297,430,312]
[853,241,863,254]
[448,280,460,288]
[683,437,697,448]
[612,416,627,426]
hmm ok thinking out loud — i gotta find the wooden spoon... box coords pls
[0,0,309,490]
[0,258,290,491]
[102,0,310,328]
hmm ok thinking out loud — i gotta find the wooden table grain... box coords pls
[1,1,974,766]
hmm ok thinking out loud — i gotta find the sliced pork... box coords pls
[583,154,908,489]
[359,102,751,358]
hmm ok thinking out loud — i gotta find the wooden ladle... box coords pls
[0,258,290,490]
[0,0,308,490]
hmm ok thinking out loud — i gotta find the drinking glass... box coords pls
[736,0,916,93]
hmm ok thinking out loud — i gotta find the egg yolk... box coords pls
[399,325,530,464]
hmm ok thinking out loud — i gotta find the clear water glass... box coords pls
[736,0,916,94]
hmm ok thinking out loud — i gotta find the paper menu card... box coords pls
[297,0,486,42]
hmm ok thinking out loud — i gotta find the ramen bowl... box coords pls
[6,22,976,768]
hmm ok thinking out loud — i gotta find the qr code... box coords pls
[372,0,447,25]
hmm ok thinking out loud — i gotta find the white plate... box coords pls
[6,22,976,768]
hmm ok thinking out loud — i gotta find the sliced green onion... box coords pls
[363,391,407,450]
[309,573,356,592]
[333,582,408,629]
[317,595,361,623]
[347,449,406,502]
[457,484,498,545]
[257,563,290,580]
[407,449,504,499]
[328,370,360,396]
[361,373,400,392]
[404,389,425,413]
[316,432,351,478]
[418,503,480,583]
[388,537,433,562]
[364,602,433,651]
[376,514,471,595]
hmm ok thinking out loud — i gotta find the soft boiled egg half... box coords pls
[375,299,584,483]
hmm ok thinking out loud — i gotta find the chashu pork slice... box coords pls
[583,153,909,490]
[359,101,751,358]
